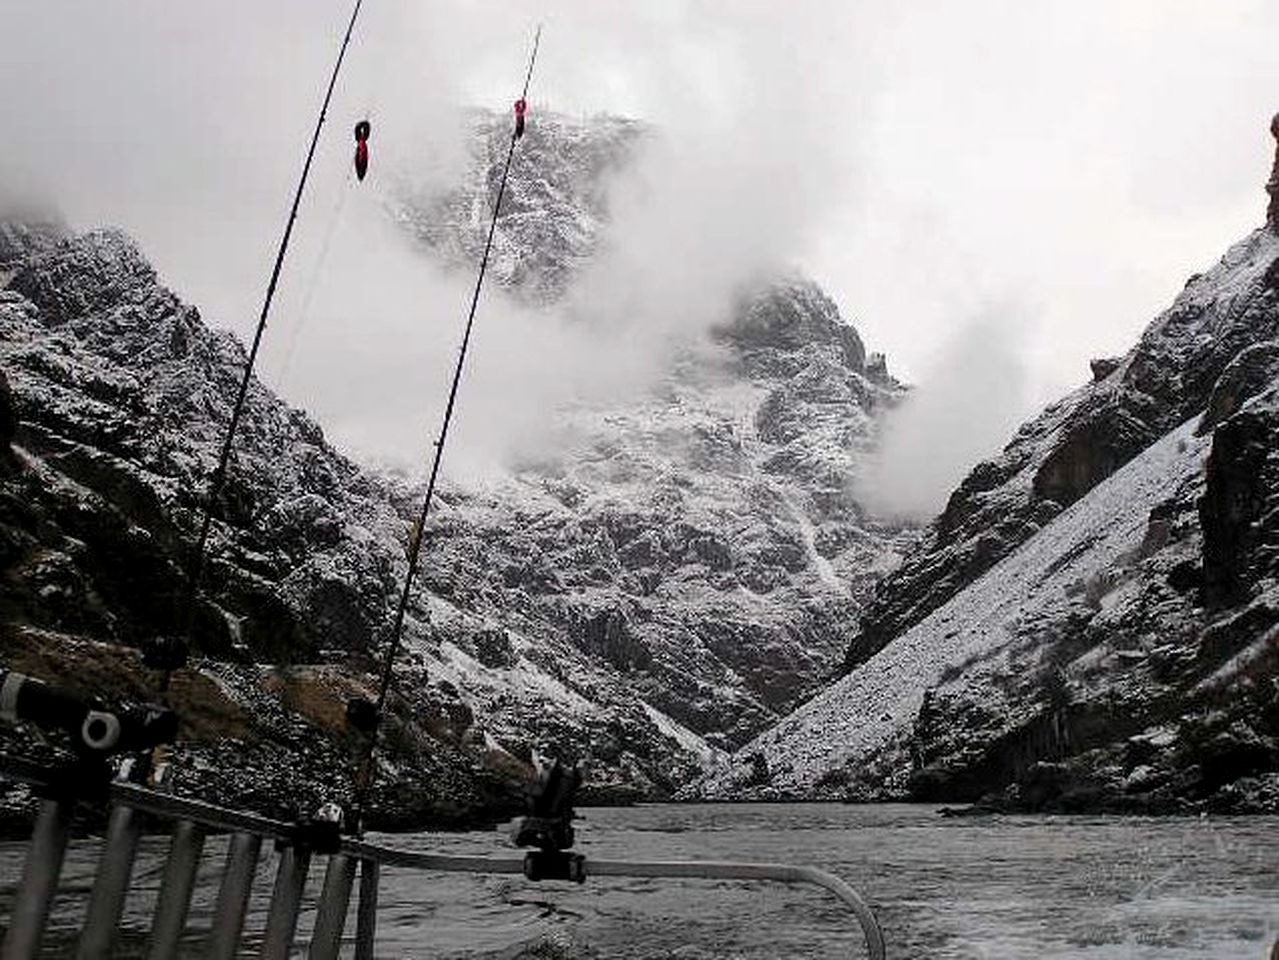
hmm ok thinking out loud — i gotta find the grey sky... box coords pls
[4,2,1278,498]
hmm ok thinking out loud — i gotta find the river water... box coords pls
[1,803,1275,958]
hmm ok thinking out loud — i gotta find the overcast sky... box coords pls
[4,2,1278,503]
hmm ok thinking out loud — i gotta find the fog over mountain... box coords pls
[855,304,1032,520]
[6,3,1279,498]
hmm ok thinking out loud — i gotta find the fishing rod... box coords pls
[352,24,543,821]
[148,0,366,695]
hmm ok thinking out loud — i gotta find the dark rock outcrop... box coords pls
[1089,356,1122,381]
[1199,388,1279,604]
[0,369,15,451]
[1031,409,1155,508]
[1196,339,1279,434]
[1267,112,1279,231]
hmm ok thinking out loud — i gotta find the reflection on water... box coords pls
[0,803,1276,958]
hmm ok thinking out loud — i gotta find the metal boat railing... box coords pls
[0,759,886,959]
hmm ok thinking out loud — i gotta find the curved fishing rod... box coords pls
[353,24,543,818]
[177,0,366,664]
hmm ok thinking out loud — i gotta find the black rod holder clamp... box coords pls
[0,669,177,757]
[512,759,581,853]
[523,850,586,883]
[291,800,346,854]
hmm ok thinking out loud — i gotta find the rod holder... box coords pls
[354,858,379,960]
[259,844,311,960]
[1,798,73,960]
[76,803,143,960]
[146,819,206,959]
[204,832,262,960]
[308,854,357,960]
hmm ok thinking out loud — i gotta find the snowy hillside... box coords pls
[706,418,1211,797]
[705,227,1279,812]
[846,228,1279,671]
[0,217,743,818]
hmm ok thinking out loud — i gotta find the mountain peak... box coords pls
[717,277,867,375]
[394,108,645,303]
[10,227,159,326]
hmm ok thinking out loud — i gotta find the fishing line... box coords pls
[272,173,354,394]
[274,34,389,397]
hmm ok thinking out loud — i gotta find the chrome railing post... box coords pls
[204,832,263,960]
[353,858,379,960]
[307,853,357,960]
[75,803,143,960]
[1,798,73,960]
[259,844,311,960]
[146,819,206,960]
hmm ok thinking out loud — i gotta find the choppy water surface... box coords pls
[1,803,1276,958]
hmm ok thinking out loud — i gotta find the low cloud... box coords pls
[7,3,1272,485]
[0,2,865,477]
[857,303,1033,521]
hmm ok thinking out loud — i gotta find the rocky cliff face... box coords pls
[0,221,524,825]
[393,111,643,303]
[384,110,913,752]
[429,274,910,751]
[0,112,911,821]
[705,227,1279,813]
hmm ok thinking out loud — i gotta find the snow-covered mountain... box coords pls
[393,110,643,303]
[0,111,913,821]
[704,226,1279,813]
[387,112,916,748]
